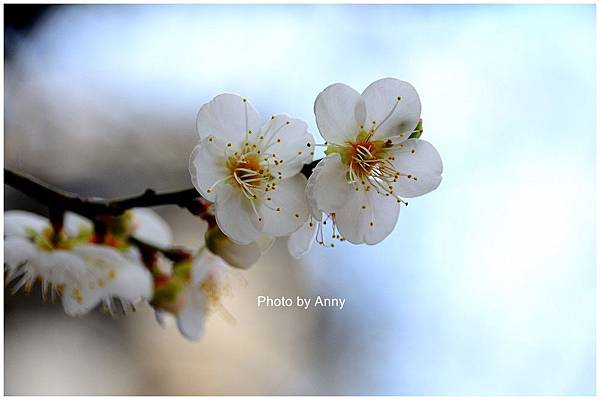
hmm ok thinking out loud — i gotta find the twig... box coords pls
[4,159,320,218]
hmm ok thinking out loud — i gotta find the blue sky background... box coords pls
[4,4,596,395]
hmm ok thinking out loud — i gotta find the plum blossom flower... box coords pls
[307,78,443,245]
[152,249,229,340]
[62,244,153,316]
[4,210,159,315]
[190,93,315,245]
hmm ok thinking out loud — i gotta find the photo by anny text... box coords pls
[257,295,346,310]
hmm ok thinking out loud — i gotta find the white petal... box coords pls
[196,93,262,145]
[4,236,37,274]
[287,218,318,258]
[44,251,106,316]
[4,210,48,237]
[189,136,230,202]
[191,251,217,286]
[314,83,366,144]
[63,212,93,237]
[259,115,315,178]
[391,139,443,198]
[176,292,207,341]
[334,188,401,245]
[131,208,173,248]
[155,310,169,327]
[33,250,90,285]
[110,262,153,303]
[258,174,309,237]
[214,184,262,245]
[362,78,421,141]
[71,245,153,303]
[304,165,324,221]
[309,154,351,213]
[62,281,105,316]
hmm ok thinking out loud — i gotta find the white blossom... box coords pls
[190,93,315,245]
[308,78,443,245]
[3,210,160,315]
[153,250,229,340]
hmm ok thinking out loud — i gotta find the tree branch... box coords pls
[4,159,320,218]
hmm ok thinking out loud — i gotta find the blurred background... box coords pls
[3,3,596,395]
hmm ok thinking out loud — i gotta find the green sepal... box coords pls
[408,119,423,139]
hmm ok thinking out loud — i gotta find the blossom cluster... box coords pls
[4,209,249,340]
[4,78,442,340]
[190,78,443,255]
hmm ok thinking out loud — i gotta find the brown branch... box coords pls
[4,159,320,218]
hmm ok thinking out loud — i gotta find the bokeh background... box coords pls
[3,3,596,395]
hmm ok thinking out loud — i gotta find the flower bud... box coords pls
[205,227,260,269]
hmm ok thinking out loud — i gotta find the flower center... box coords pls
[348,139,383,177]
[343,132,398,184]
[226,152,271,200]
[326,131,408,205]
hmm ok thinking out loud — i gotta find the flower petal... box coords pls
[62,280,105,316]
[309,154,351,213]
[258,174,309,237]
[362,78,421,141]
[131,208,173,248]
[34,250,90,285]
[189,136,230,202]
[287,217,318,258]
[71,245,153,303]
[191,250,226,286]
[155,310,169,327]
[214,184,262,245]
[176,290,209,341]
[196,93,261,145]
[334,188,401,245]
[4,236,37,275]
[391,139,443,198]
[109,262,153,303]
[259,114,315,178]
[4,210,48,237]
[314,83,366,144]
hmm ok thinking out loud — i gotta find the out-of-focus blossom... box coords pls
[152,250,228,340]
[3,209,170,315]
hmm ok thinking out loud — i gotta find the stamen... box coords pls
[373,96,401,133]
